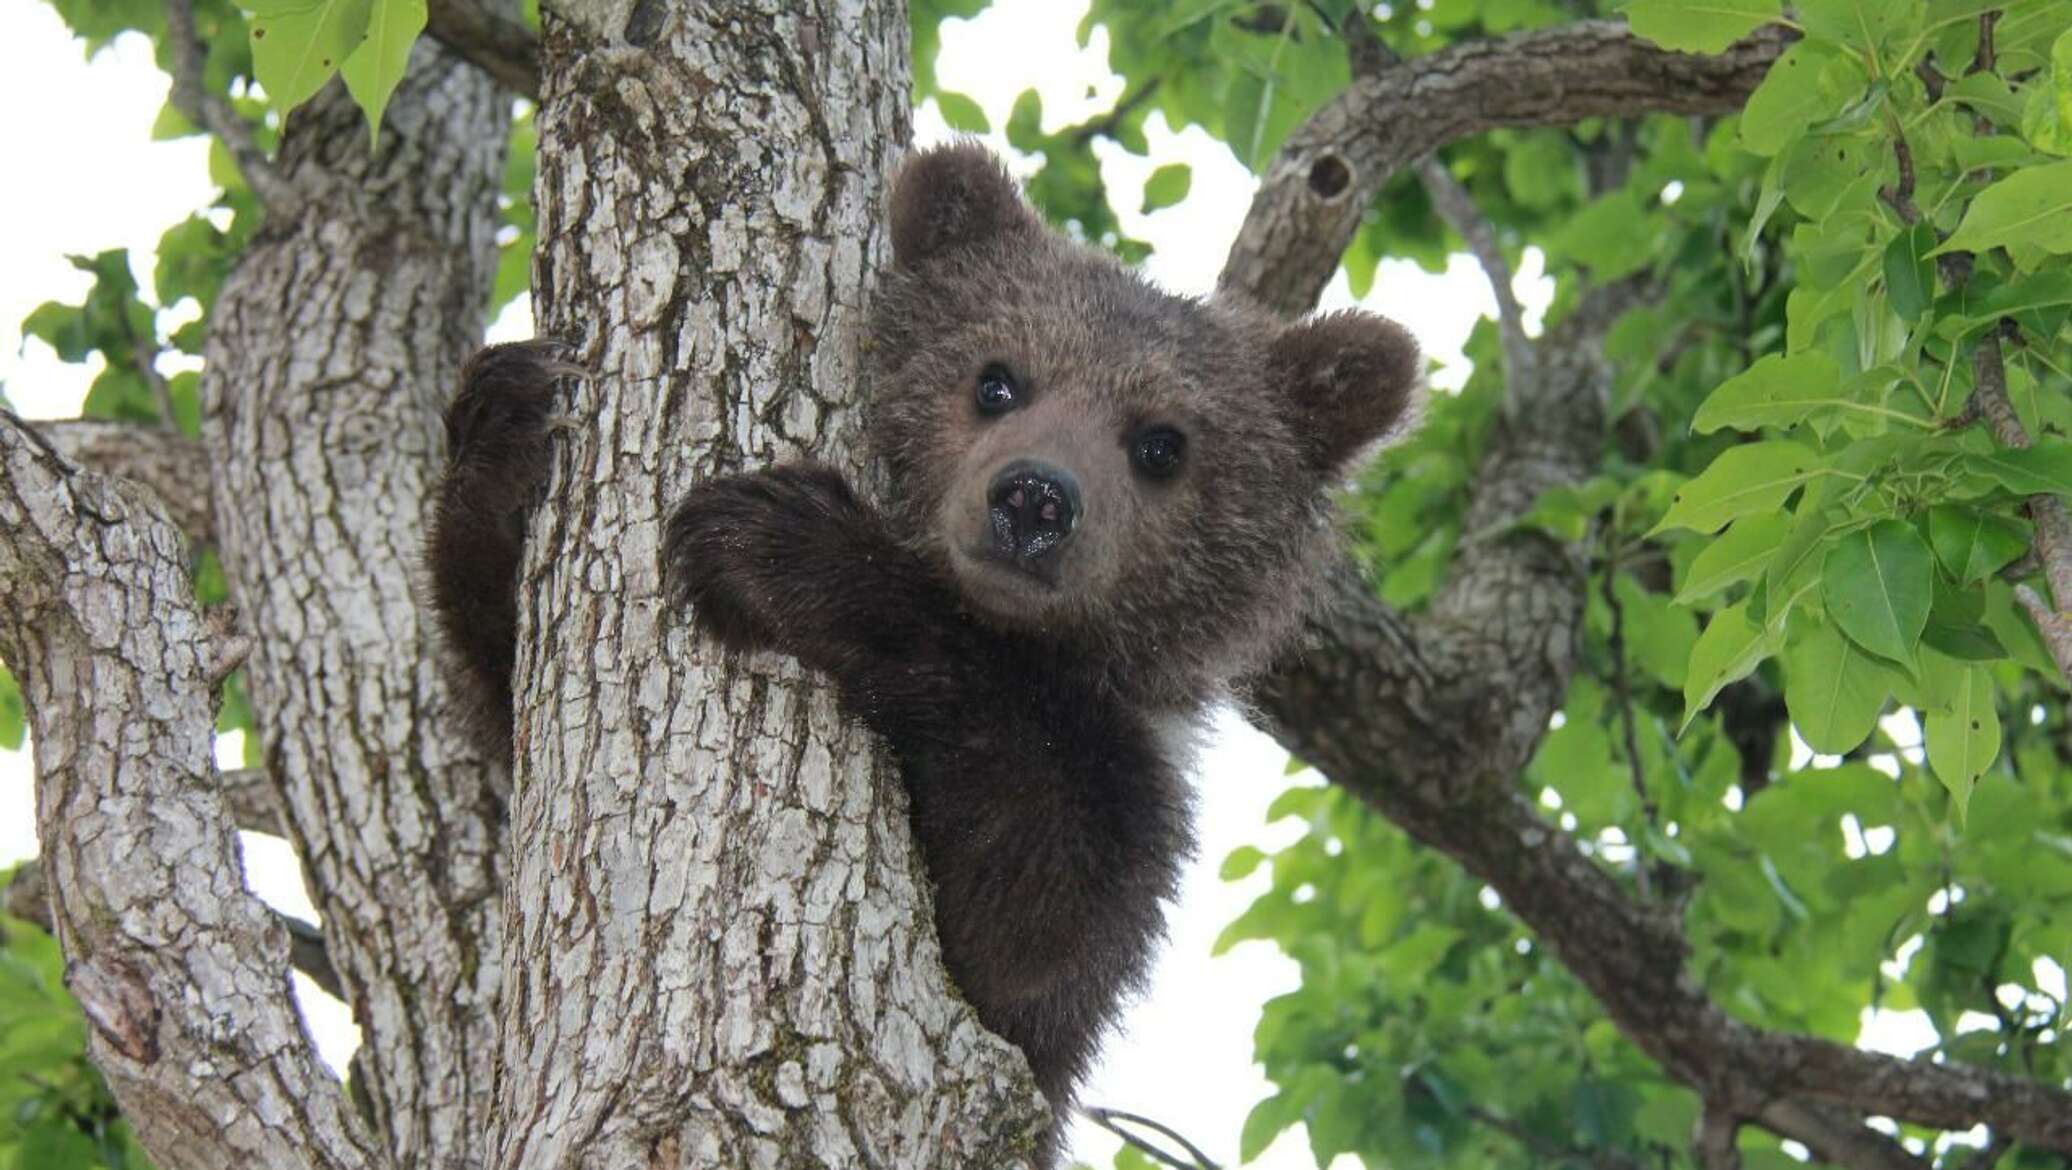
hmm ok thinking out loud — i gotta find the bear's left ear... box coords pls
[1270,310,1422,475]
[888,142,1041,269]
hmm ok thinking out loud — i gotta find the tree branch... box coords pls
[425,0,539,100]
[1220,19,1793,316]
[34,419,213,543]
[1416,154,1536,395]
[163,0,303,210]
[0,409,380,1170]
[6,857,341,1000]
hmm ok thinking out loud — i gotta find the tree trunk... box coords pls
[490,2,1046,1167]
[202,43,511,1170]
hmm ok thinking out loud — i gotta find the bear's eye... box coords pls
[975,364,1019,415]
[1130,427,1186,479]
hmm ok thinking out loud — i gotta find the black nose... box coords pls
[988,462,1080,562]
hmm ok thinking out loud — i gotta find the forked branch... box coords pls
[0,410,381,1170]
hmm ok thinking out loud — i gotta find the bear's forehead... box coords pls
[975,249,1251,359]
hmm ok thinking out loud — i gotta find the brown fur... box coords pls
[424,142,1419,1165]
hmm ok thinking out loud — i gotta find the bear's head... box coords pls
[869,143,1420,699]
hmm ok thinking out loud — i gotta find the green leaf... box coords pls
[1552,191,1654,280]
[1005,87,1044,151]
[1883,223,1937,321]
[935,91,990,133]
[2018,27,2072,155]
[1651,440,1826,536]
[1821,519,1932,665]
[1681,600,1786,731]
[244,0,374,116]
[1931,159,2072,256]
[1927,505,2031,584]
[0,664,23,750]
[1692,351,1857,433]
[1678,513,1791,604]
[1617,575,1700,688]
[1960,441,2072,496]
[1240,1092,1296,1162]
[1782,619,1889,754]
[1795,0,1915,54]
[1739,41,1862,157]
[1220,845,1268,881]
[339,0,426,146]
[1139,163,1191,213]
[1925,667,1999,817]
[1622,0,1781,54]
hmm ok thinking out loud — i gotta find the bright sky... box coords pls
[0,1,1994,1168]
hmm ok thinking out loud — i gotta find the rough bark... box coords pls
[1229,18,2072,1162]
[200,41,511,1170]
[487,2,1046,1168]
[0,412,380,1170]
[35,418,213,544]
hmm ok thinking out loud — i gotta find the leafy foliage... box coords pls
[0,901,155,1170]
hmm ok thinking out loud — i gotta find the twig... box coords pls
[1081,1107,1220,1170]
[1598,559,1658,892]
[1972,332,2072,680]
[163,0,301,210]
[1417,153,1537,398]
[1070,79,1163,146]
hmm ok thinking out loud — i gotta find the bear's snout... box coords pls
[987,461,1080,565]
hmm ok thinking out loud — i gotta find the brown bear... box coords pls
[426,142,1419,1161]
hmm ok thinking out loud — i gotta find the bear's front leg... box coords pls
[426,340,577,756]
[663,464,955,675]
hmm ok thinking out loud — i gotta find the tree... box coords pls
[1,0,2070,1168]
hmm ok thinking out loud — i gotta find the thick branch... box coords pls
[1220,20,1791,315]
[0,410,380,1170]
[425,0,539,100]
[35,419,213,543]
[6,858,341,1000]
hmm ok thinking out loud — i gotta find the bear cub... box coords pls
[426,143,1419,1151]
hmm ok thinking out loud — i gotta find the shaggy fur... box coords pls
[425,142,1419,1159]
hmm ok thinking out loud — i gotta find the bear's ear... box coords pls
[1270,310,1422,475]
[888,142,1040,269]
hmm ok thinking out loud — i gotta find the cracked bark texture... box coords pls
[0,414,380,1170]
[200,41,511,1170]
[489,3,1047,1168]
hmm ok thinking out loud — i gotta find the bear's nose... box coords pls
[988,462,1080,563]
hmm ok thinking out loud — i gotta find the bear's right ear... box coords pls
[1270,310,1422,475]
[889,143,1040,269]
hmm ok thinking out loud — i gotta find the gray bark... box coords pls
[200,41,512,1170]
[486,2,1046,1167]
[0,413,381,1170]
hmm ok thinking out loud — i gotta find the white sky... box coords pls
[0,1,1986,1168]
